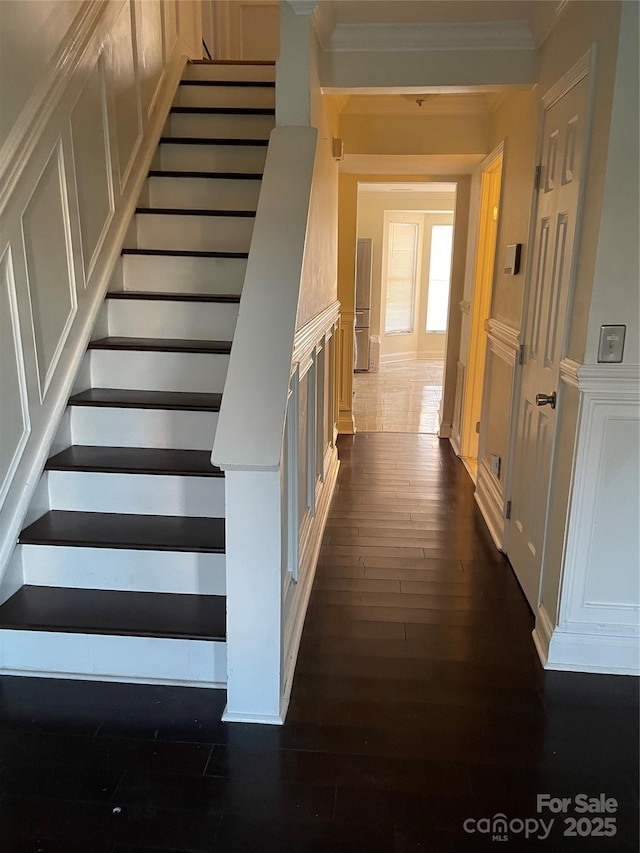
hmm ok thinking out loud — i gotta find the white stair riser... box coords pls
[88,350,229,394]
[70,407,219,450]
[174,85,274,109]
[135,213,254,254]
[169,112,273,140]
[47,470,225,517]
[183,64,275,83]
[21,545,226,595]
[0,630,226,687]
[160,143,267,174]
[121,254,247,295]
[106,298,238,340]
[147,176,261,211]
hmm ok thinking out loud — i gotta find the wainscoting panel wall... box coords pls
[0,0,201,592]
[535,363,640,675]
[475,318,520,550]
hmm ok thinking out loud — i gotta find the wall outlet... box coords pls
[490,454,501,477]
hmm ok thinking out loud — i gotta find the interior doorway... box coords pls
[460,150,503,478]
[352,182,457,433]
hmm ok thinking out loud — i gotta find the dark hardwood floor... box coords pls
[0,433,637,852]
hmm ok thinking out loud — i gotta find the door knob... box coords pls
[536,392,556,409]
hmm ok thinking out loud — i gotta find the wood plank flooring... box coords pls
[0,433,637,852]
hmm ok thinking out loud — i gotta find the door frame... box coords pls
[460,143,504,471]
[502,48,597,560]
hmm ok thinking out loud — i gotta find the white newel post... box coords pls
[223,470,284,723]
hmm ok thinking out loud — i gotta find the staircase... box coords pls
[0,61,275,687]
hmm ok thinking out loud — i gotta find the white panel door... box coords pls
[508,75,589,609]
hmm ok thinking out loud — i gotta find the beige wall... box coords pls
[205,0,279,61]
[294,10,339,329]
[341,114,490,158]
[489,91,538,329]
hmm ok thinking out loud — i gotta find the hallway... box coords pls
[352,361,444,433]
[0,435,637,851]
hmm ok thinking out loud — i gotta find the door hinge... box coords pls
[518,344,525,365]
[505,500,512,520]
[534,164,542,191]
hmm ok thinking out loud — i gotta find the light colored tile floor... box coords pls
[353,359,444,433]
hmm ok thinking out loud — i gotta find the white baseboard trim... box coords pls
[281,447,339,705]
[338,412,356,434]
[0,668,226,690]
[438,421,452,439]
[222,696,289,726]
[380,351,417,364]
[449,434,461,456]
[475,459,505,550]
[534,605,640,675]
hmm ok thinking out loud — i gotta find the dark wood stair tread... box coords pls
[122,248,249,259]
[107,291,240,303]
[89,337,232,354]
[148,170,262,180]
[135,207,255,217]
[68,388,222,411]
[0,586,225,641]
[170,105,274,115]
[189,59,275,66]
[46,447,223,477]
[179,79,275,88]
[160,136,268,147]
[20,511,225,553]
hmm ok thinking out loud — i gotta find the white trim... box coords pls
[222,699,289,726]
[0,668,225,690]
[542,48,594,109]
[559,395,639,628]
[459,299,470,315]
[534,601,640,675]
[486,317,520,359]
[577,363,640,395]
[326,21,536,53]
[559,356,581,388]
[292,301,340,366]
[212,127,318,473]
[475,457,505,550]
[0,248,31,512]
[281,447,339,704]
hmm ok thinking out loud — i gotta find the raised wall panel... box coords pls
[21,142,77,400]
[163,0,179,60]
[107,2,142,191]
[70,58,114,280]
[584,415,640,608]
[0,248,30,509]
[137,0,164,117]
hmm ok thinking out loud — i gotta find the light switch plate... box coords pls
[490,454,501,477]
[598,325,626,363]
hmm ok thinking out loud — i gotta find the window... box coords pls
[425,225,454,332]
[384,221,418,334]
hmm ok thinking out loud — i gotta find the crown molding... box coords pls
[326,20,537,54]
